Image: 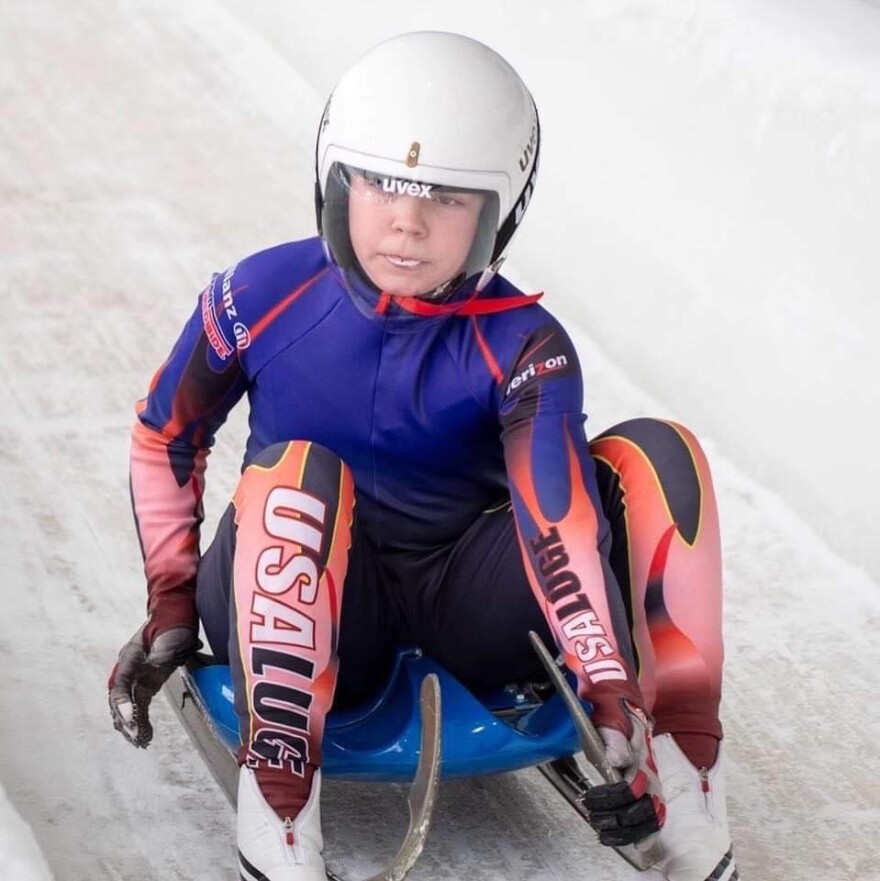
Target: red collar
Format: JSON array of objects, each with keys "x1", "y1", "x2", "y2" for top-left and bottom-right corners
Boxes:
[{"x1": 374, "y1": 289, "x2": 543, "y2": 317}]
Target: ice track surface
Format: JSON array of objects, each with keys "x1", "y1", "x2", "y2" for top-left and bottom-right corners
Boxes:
[{"x1": 2, "y1": 1, "x2": 879, "y2": 879}]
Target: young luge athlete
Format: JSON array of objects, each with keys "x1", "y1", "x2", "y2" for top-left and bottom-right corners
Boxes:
[{"x1": 109, "y1": 31, "x2": 738, "y2": 881}]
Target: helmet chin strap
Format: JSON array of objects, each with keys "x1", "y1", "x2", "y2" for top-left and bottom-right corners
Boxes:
[
  {"x1": 416, "y1": 272, "x2": 466, "y2": 301},
  {"x1": 405, "y1": 253, "x2": 507, "y2": 302},
  {"x1": 476, "y1": 258, "x2": 506, "y2": 292}
]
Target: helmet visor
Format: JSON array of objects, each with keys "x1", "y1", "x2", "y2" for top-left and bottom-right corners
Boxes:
[{"x1": 322, "y1": 163, "x2": 500, "y2": 297}]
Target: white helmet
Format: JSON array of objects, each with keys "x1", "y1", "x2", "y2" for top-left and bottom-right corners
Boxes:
[{"x1": 315, "y1": 31, "x2": 539, "y2": 295}]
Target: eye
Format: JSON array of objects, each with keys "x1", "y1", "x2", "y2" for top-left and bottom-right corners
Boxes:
[
  {"x1": 432, "y1": 192, "x2": 466, "y2": 207},
  {"x1": 355, "y1": 173, "x2": 397, "y2": 203}
]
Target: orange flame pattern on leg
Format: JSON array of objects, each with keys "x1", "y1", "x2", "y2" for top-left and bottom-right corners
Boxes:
[{"x1": 591, "y1": 421, "x2": 723, "y2": 738}]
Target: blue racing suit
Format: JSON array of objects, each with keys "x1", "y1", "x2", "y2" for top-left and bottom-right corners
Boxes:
[{"x1": 131, "y1": 236, "x2": 646, "y2": 732}]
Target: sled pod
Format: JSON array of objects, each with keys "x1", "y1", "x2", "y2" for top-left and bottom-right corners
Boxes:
[{"x1": 186, "y1": 648, "x2": 588, "y2": 781}]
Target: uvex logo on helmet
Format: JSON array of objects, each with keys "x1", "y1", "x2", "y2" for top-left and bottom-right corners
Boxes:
[
  {"x1": 518, "y1": 124, "x2": 538, "y2": 173},
  {"x1": 381, "y1": 178, "x2": 434, "y2": 198},
  {"x1": 514, "y1": 158, "x2": 539, "y2": 226}
]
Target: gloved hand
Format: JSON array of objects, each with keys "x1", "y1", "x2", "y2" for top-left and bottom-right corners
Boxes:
[
  {"x1": 581, "y1": 701, "x2": 666, "y2": 847},
  {"x1": 108, "y1": 622, "x2": 201, "y2": 748}
]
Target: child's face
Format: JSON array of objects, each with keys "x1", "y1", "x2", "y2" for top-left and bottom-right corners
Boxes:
[{"x1": 348, "y1": 172, "x2": 485, "y2": 297}]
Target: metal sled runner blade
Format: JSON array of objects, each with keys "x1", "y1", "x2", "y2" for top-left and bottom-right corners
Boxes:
[
  {"x1": 164, "y1": 656, "x2": 239, "y2": 805},
  {"x1": 360, "y1": 672, "x2": 442, "y2": 881},
  {"x1": 165, "y1": 663, "x2": 442, "y2": 881},
  {"x1": 528, "y1": 632, "x2": 662, "y2": 873}
]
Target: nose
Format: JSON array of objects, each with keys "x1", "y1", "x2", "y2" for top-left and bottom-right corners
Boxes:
[{"x1": 390, "y1": 195, "x2": 428, "y2": 237}]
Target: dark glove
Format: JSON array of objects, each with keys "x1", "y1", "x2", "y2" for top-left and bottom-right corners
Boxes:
[
  {"x1": 582, "y1": 701, "x2": 666, "y2": 847},
  {"x1": 108, "y1": 623, "x2": 200, "y2": 748}
]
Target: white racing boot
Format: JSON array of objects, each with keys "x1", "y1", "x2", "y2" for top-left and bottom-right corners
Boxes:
[
  {"x1": 640, "y1": 735, "x2": 739, "y2": 881},
  {"x1": 237, "y1": 767, "x2": 326, "y2": 881}
]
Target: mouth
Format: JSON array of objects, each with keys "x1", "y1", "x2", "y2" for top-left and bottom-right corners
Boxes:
[{"x1": 384, "y1": 255, "x2": 424, "y2": 269}]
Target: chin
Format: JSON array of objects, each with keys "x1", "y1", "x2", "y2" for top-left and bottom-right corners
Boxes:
[{"x1": 373, "y1": 274, "x2": 435, "y2": 298}]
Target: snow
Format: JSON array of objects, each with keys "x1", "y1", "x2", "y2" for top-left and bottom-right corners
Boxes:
[
  {"x1": 1, "y1": 0, "x2": 878, "y2": 879},
  {"x1": 0, "y1": 786, "x2": 53, "y2": 881}
]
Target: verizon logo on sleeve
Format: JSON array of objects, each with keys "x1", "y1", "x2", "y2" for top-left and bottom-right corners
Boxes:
[{"x1": 505, "y1": 354, "x2": 569, "y2": 396}]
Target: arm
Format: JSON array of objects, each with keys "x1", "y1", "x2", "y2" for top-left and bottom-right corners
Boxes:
[
  {"x1": 130, "y1": 275, "x2": 248, "y2": 638},
  {"x1": 498, "y1": 321, "x2": 642, "y2": 731},
  {"x1": 110, "y1": 272, "x2": 249, "y2": 746},
  {"x1": 498, "y1": 319, "x2": 664, "y2": 847}
]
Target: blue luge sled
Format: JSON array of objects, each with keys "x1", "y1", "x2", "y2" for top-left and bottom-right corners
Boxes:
[
  {"x1": 191, "y1": 647, "x2": 588, "y2": 781},
  {"x1": 174, "y1": 645, "x2": 656, "y2": 876}
]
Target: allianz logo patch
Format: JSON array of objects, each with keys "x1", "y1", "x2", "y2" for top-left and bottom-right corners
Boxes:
[
  {"x1": 202, "y1": 282, "x2": 233, "y2": 359},
  {"x1": 506, "y1": 354, "x2": 569, "y2": 395}
]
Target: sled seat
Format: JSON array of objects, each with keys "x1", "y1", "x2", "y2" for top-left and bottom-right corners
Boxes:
[{"x1": 188, "y1": 647, "x2": 589, "y2": 781}]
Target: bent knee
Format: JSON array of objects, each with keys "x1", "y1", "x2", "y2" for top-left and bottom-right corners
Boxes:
[
  {"x1": 235, "y1": 440, "x2": 353, "y2": 515},
  {"x1": 249, "y1": 439, "x2": 344, "y2": 471},
  {"x1": 592, "y1": 417, "x2": 708, "y2": 466}
]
